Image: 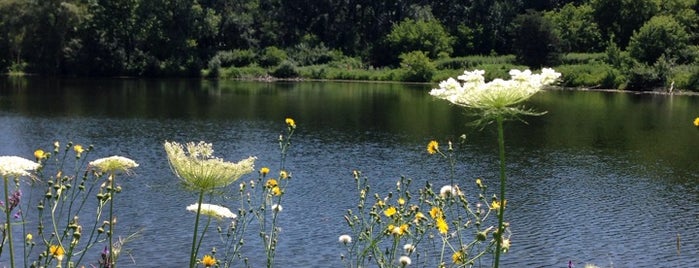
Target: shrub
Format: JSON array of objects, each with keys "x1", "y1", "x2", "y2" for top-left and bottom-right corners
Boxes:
[
  {"x1": 385, "y1": 19, "x2": 454, "y2": 64},
  {"x1": 271, "y1": 60, "x2": 299, "y2": 78},
  {"x1": 628, "y1": 15, "x2": 690, "y2": 65},
  {"x1": 399, "y1": 51, "x2": 436, "y2": 82},
  {"x1": 555, "y1": 63, "x2": 624, "y2": 89},
  {"x1": 258, "y1": 46, "x2": 287, "y2": 68}
]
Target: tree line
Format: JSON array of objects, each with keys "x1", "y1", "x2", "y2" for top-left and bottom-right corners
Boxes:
[{"x1": 1, "y1": 0, "x2": 698, "y2": 79}]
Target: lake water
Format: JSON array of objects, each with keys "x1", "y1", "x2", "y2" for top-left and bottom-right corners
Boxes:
[{"x1": 0, "y1": 77, "x2": 697, "y2": 267}]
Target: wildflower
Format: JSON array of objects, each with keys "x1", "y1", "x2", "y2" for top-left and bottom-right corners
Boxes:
[
  {"x1": 501, "y1": 238, "x2": 511, "y2": 252},
  {"x1": 389, "y1": 224, "x2": 409, "y2": 236},
  {"x1": 49, "y1": 244, "x2": 65, "y2": 259},
  {"x1": 399, "y1": 256, "x2": 411, "y2": 266},
  {"x1": 34, "y1": 149, "x2": 47, "y2": 161},
  {"x1": 384, "y1": 206, "x2": 397, "y2": 217},
  {"x1": 285, "y1": 118, "x2": 296, "y2": 128},
  {"x1": 452, "y1": 250, "x2": 465, "y2": 264},
  {"x1": 89, "y1": 156, "x2": 139, "y2": 175},
  {"x1": 413, "y1": 212, "x2": 427, "y2": 223},
  {"x1": 429, "y1": 207, "x2": 443, "y2": 219},
  {"x1": 476, "y1": 178, "x2": 483, "y2": 188},
  {"x1": 271, "y1": 186, "x2": 282, "y2": 196},
  {"x1": 490, "y1": 200, "x2": 506, "y2": 210},
  {"x1": 426, "y1": 140, "x2": 439, "y2": 154},
  {"x1": 260, "y1": 167, "x2": 270, "y2": 176},
  {"x1": 440, "y1": 185, "x2": 461, "y2": 197},
  {"x1": 694, "y1": 117, "x2": 699, "y2": 127},
  {"x1": 430, "y1": 68, "x2": 560, "y2": 121},
  {"x1": 397, "y1": 197, "x2": 405, "y2": 206},
  {"x1": 338, "y1": 234, "x2": 352, "y2": 244},
  {"x1": 25, "y1": 233, "x2": 33, "y2": 243},
  {"x1": 186, "y1": 203, "x2": 237, "y2": 219},
  {"x1": 436, "y1": 217, "x2": 449, "y2": 235},
  {"x1": 7, "y1": 189, "x2": 21, "y2": 211},
  {"x1": 0, "y1": 156, "x2": 40, "y2": 177},
  {"x1": 265, "y1": 179, "x2": 278, "y2": 188},
  {"x1": 201, "y1": 254, "x2": 216, "y2": 267},
  {"x1": 74, "y1": 144, "x2": 85, "y2": 158},
  {"x1": 271, "y1": 203, "x2": 283, "y2": 212},
  {"x1": 403, "y1": 243, "x2": 415, "y2": 253},
  {"x1": 164, "y1": 141, "x2": 256, "y2": 191},
  {"x1": 279, "y1": 170, "x2": 289, "y2": 179}
]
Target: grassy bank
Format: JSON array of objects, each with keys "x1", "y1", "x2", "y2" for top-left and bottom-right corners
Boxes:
[{"x1": 206, "y1": 53, "x2": 699, "y2": 92}]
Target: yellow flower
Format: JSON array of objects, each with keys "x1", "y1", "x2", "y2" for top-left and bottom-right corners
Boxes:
[
  {"x1": 285, "y1": 118, "x2": 296, "y2": 128},
  {"x1": 271, "y1": 186, "x2": 282, "y2": 196},
  {"x1": 265, "y1": 179, "x2": 278, "y2": 188},
  {"x1": 25, "y1": 233, "x2": 33, "y2": 243},
  {"x1": 376, "y1": 200, "x2": 385, "y2": 207},
  {"x1": 429, "y1": 207, "x2": 442, "y2": 219},
  {"x1": 694, "y1": 117, "x2": 699, "y2": 127},
  {"x1": 490, "y1": 200, "x2": 506, "y2": 210},
  {"x1": 73, "y1": 144, "x2": 84, "y2": 154},
  {"x1": 202, "y1": 254, "x2": 216, "y2": 267},
  {"x1": 260, "y1": 167, "x2": 270, "y2": 176},
  {"x1": 384, "y1": 206, "x2": 397, "y2": 217},
  {"x1": 427, "y1": 140, "x2": 439, "y2": 154},
  {"x1": 436, "y1": 217, "x2": 449, "y2": 234},
  {"x1": 414, "y1": 212, "x2": 427, "y2": 223},
  {"x1": 397, "y1": 197, "x2": 405, "y2": 206},
  {"x1": 388, "y1": 224, "x2": 409, "y2": 236},
  {"x1": 34, "y1": 149, "x2": 47, "y2": 161},
  {"x1": 475, "y1": 178, "x2": 483, "y2": 188},
  {"x1": 452, "y1": 250, "x2": 465, "y2": 264},
  {"x1": 49, "y1": 244, "x2": 65, "y2": 258},
  {"x1": 279, "y1": 170, "x2": 289, "y2": 179},
  {"x1": 502, "y1": 238, "x2": 511, "y2": 253}
]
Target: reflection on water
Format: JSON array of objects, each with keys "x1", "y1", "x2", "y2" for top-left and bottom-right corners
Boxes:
[{"x1": 0, "y1": 77, "x2": 697, "y2": 267}]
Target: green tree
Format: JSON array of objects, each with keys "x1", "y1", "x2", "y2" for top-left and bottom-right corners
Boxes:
[
  {"x1": 384, "y1": 18, "x2": 453, "y2": 65},
  {"x1": 0, "y1": 0, "x2": 32, "y2": 72},
  {"x1": 628, "y1": 15, "x2": 690, "y2": 64},
  {"x1": 545, "y1": 3, "x2": 603, "y2": 52},
  {"x1": 512, "y1": 11, "x2": 562, "y2": 68},
  {"x1": 399, "y1": 50, "x2": 436, "y2": 82},
  {"x1": 591, "y1": 0, "x2": 658, "y2": 48}
]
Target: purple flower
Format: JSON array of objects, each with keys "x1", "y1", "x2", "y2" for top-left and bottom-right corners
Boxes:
[{"x1": 8, "y1": 189, "x2": 21, "y2": 211}]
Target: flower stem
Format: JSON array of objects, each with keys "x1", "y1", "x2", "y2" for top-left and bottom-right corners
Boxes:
[
  {"x1": 3, "y1": 176, "x2": 15, "y2": 268},
  {"x1": 189, "y1": 190, "x2": 205, "y2": 268},
  {"x1": 108, "y1": 174, "x2": 116, "y2": 268},
  {"x1": 494, "y1": 115, "x2": 506, "y2": 268}
]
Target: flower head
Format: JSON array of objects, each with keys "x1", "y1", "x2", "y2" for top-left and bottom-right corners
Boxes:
[
  {"x1": 187, "y1": 203, "x2": 237, "y2": 219},
  {"x1": 260, "y1": 167, "x2": 270, "y2": 176},
  {"x1": 431, "y1": 68, "x2": 560, "y2": 120},
  {"x1": 89, "y1": 156, "x2": 138, "y2": 175},
  {"x1": 338, "y1": 234, "x2": 352, "y2": 244},
  {"x1": 49, "y1": 244, "x2": 65, "y2": 259},
  {"x1": 34, "y1": 149, "x2": 47, "y2": 161},
  {"x1": 384, "y1": 206, "x2": 397, "y2": 217},
  {"x1": 201, "y1": 254, "x2": 216, "y2": 267},
  {"x1": 285, "y1": 118, "x2": 296, "y2": 128},
  {"x1": 0, "y1": 156, "x2": 40, "y2": 178},
  {"x1": 694, "y1": 117, "x2": 699, "y2": 127},
  {"x1": 452, "y1": 250, "x2": 465, "y2": 264},
  {"x1": 272, "y1": 203, "x2": 283, "y2": 212},
  {"x1": 164, "y1": 141, "x2": 256, "y2": 191},
  {"x1": 399, "y1": 256, "x2": 411, "y2": 266},
  {"x1": 436, "y1": 217, "x2": 449, "y2": 235},
  {"x1": 429, "y1": 207, "x2": 443, "y2": 219},
  {"x1": 427, "y1": 140, "x2": 439, "y2": 155},
  {"x1": 403, "y1": 243, "x2": 415, "y2": 253}
]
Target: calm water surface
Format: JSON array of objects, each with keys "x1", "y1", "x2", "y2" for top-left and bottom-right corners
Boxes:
[{"x1": 0, "y1": 77, "x2": 697, "y2": 267}]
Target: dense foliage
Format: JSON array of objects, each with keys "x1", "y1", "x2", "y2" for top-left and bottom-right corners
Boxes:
[{"x1": 1, "y1": 0, "x2": 699, "y2": 90}]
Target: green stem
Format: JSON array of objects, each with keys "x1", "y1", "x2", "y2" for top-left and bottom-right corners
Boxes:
[
  {"x1": 108, "y1": 174, "x2": 116, "y2": 268},
  {"x1": 3, "y1": 176, "x2": 15, "y2": 268},
  {"x1": 494, "y1": 116, "x2": 506, "y2": 268},
  {"x1": 190, "y1": 190, "x2": 205, "y2": 268}
]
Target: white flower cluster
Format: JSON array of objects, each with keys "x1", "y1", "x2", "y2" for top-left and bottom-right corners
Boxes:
[
  {"x1": 0, "y1": 156, "x2": 40, "y2": 177},
  {"x1": 164, "y1": 141, "x2": 256, "y2": 190},
  {"x1": 187, "y1": 203, "x2": 237, "y2": 219},
  {"x1": 89, "y1": 155, "x2": 139, "y2": 174},
  {"x1": 430, "y1": 68, "x2": 561, "y2": 110}
]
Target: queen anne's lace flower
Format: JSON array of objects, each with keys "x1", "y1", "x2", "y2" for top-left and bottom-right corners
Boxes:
[
  {"x1": 430, "y1": 68, "x2": 561, "y2": 114},
  {"x1": 164, "y1": 141, "x2": 255, "y2": 191},
  {"x1": 89, "y1": 156, "x2": 139, "y2": 174},
  {"x1": 187, "y1": 203, "x2": 237, "y2": 219},
  {"x1": 0, "y1": 156, "x2": 40, "y2": 177}
]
